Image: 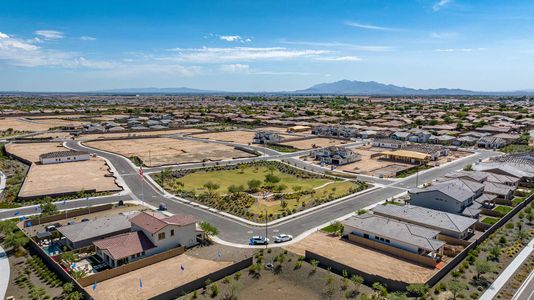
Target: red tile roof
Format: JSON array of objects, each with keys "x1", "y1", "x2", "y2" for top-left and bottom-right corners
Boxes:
[
  {"x1": 93, "y1": 231, "x2": 155, "y2": 260},
  {"x1": 130, "y1": 211, "x2": 196, "y2": 234}
]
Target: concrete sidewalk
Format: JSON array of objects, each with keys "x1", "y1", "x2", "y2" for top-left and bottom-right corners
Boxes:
[
  {"x1": 0, "y1": 246, "x2": 10, "y2": 300},
  {"x1": 479, "y1": 237, "x2": 534, "y2": 300}
]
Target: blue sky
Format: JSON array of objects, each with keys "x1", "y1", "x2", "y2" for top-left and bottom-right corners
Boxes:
[{"x1": 1, "y1": 0, "x2": 534, "y2": 92}]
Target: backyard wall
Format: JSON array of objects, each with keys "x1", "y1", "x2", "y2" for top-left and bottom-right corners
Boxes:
[
  {"x1": 78, "y1": 246, "x2": 185, "y2": 287},
  {"x1": 149, "y1": 256, "x2": 253, "y2": 300},
  {"x1": 23, "y1": 204, "x2": 113, "y2": 227}
]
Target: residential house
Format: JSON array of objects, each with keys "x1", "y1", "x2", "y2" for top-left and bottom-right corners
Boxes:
[
  {"x1": 372, "y1": 138, "x2": 407, "y2": 149},
  {"x1": 39, "y1": 150, "x2": 90, "y2": 165},
  {"x1": 311, "y1": 146, "x2": 361, "y2": 165},
  {"x1": 252, "y1": 131, "x2": 282, "y2": 144}
]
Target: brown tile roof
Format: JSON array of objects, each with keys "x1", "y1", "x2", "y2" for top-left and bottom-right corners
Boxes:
[
  {"x1": 130, "y1": 211, "x2": 196, "y2": 234},
  {"x1": 93, "y1": 231, "x2": 155, "y2": 260}
]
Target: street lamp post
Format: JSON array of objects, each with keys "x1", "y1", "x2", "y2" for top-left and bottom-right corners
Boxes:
[{"x1": 264, "y1": 210, "x2": 268, "y2": 249}]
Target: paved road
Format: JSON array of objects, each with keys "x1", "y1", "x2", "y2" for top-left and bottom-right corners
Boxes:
[
  {"x1": 512, "y1": 268, "x2": 534, "y2": 300},
  {"x1": 0, "y1": 138, "x2": 497, "y2": 245}
]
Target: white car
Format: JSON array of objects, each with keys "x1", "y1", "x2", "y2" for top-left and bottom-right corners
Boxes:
[{"x1": 274, "y1": 234, "x2": 293, "y2": 243}]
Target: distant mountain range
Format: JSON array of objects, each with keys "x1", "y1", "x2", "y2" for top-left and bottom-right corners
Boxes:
[{"x1": 4, "y1": 80, "x2": 533, "y2": 96}]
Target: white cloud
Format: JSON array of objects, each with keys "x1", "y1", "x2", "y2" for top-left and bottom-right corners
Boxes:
[
  {"x1": 430, "y1": 32, "x2": 457, "y2": 39},
  {"x1": 278, "y1": 40, "x2": 395, "y2": 52},
  {"x1": 345, "y1": 21, "x2": 401, "y2": 31},
  {"x1": 35, "y1": 30, "x2": 64, "y2": 40},
  {"x1": 0, "y1": 32, "x2": 9, "y2": 39},
  {"x1": 217, "y1": 35, "x2": 252, "y2": 43},
  {"x1": 165, "y1": 47, "x2": 330, "y2": 62},
  {"x1": 219, "y1": 63, "x2": 250, "y2": 73},
  {"x1": 80, "y1": 36, "x2": 96, "y2": 41},
  {"x1": 432, "y1": 0, "x2": 452, "y2": 11},
  {"x1": 316, "y1": 56, "x2": 362, "y2": 61}
]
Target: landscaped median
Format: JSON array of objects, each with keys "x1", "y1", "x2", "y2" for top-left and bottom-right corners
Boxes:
[{"x1": 152, "y1": 161, "x2": 369, "y2": 222}]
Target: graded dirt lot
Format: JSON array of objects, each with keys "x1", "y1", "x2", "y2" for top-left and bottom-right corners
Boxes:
[
  {"x1": 30, "y1": 131, "x2": 74, "y2": 140},
  {"x1": 0, "y1": 117, "x2": 86, "y2": 132},
  {"x1": 85, "y1": 254, "x2": 233, "y2": 300},
  {"x1": 337, "y1": 146, "x2": 412, "y2": 176},
  {"x1": 79, "y1": 128, "x2": 206, "y2": 140},
  {"x1": 285, "y1": 232, "x2": 437, "y2": 284},
  {"x1": 4, "y1": 142, "x2": 67, "y2": 163},
  {"x1": 18, "y1": 158, "x2": 121, "y2": 199},
  {"x1": 192, "y1": 130, "x2": 293, "y2": 145},
  {"x1": 84, "y1": 137, "x2": 255, "y2": 167},
  {"x1": 279, "y1": 137, "x2": 345, "y2": 150}
]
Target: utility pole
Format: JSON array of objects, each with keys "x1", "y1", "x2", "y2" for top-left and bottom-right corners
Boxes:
[
  {"x1": 265, "y1": 210, "x2": 268, "y2": 249},
  {"x1": 416, "y1": 164, "x2": 419, "y2": 188}
]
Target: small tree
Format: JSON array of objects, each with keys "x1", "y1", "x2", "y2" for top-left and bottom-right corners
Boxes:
[
  {"x1": 488, "y1": 245, "x2": 501, "y2": 261},
  {"x1": 40, "y1": 199, "x2": 58, "y2": 215},
  {"x1": 63, "y1": 282, "x2": 74, "y2": 294},
  {"x1": 247, "y1": 179, "x2": 262, "y2": 192},
  {"x1": 372, "y1": 282, "x2": 388, "y2": 298},
  {"x1": 30, "y1": 286, "x2": 47, "y2": 300},
  {"x1": 199, "y1": 221, "x2": 219, "y2": 243},
  {"x1": 351, "y1": 274, "x2": 364, "y2": 293},
  {"x1": 474, "y1": 259, "x2": 495, "y2": 280},
  {"x1": 448, "y1": 280, "x2": 466, "y2": 300},
  {"x1": 67, "y1": 291, "x2": 82, "y2": 300},
  {"x1": 406, "y1": 284, "x2": 428, "y2": 300},
  {"x1": 3, "y1": 231, "x2": 29, "y2": 251}
]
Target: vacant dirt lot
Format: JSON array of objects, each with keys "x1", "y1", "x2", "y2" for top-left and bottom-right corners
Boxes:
[
  {"x1": 31, "y1": 131, "x2": 73, "y2": 140},
  {"x1": 279, "y1": 137, "x2": 345, "y2": 150},
  {"x1": 18, "y1": 158, "x2": 121, "y2": 199},
  {"x1": 5, "y1": 142, "x2": 67, "y2": 163},
  {"x1": 285, "y1": 232, "x2": 437, "y2": 284},
  {"x1": 336, "y1": 147, "x2": 412, "y2": 176},
  {"x1": 85, "y1": 137, "x2": 255, "y2": 167},
  {"x1": 79, "y1": 128, "x2": 206, "y2": 140},
  {"x1": 0, "y1": 117, "x2": 86, "y2": 132},
  {"x1": 192, "y1": 130, "x2": 293, "y2": 145},
  {"x1": 85, "y1": 254, "x2": 233, "y2": 300}
]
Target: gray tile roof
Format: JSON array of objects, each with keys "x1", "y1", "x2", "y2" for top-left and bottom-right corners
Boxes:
[
  {"x1": 372, "y1": 204, "x2": 477, "y2": 234},
  {"x1": 412, "y1": 178, "x2": 482, "y2": 203},
  {"x1": 342, "y1": 214, "x2": 445, "y2": 251},
  {"x1": 483, "y1": 181, "x2": 514, "y2": 196},
  {"x1": 57, "y1": 214, "x2": 134, "y2": 243},
  {"x1": 445, "y1": 171, "x2": 488, "y2": 183}
]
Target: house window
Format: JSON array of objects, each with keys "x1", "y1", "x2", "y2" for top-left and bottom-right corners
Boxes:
[
  {"x1": 385, "y1": 239, "x2": 390, "y2": 243},
  {"x1": 375, "y1": 236, "x2": 379, "y2": 240},
  {"x1": 363, "y1": 233, "x2": 369, "y2": 239},
  {"x1": 170, "y1": 229, "x2": 175, "y2": 237},
  {"x1": 158, "y1": 232, "x2": 166, "y2": 240}
]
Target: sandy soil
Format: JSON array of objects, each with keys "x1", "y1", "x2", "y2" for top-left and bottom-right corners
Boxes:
[
  {"x1": 18, "y1": 158, "x2": 121, "y2": 198},
  {"x1": 285, "y1": 232, "x2": 437, "y2": 284},
  {"x1": 31, "y1": 131, "x2": 74, "y2": 139},
  {"x1": 85, "y1": 254, "x2": 233, "y2": 300},
  {"x1": 0, "y1": 117, "x2": 86, "y2": 132},
  {"x1": 4, "y1": 142, "x2": 67, "y2": 163},
  {"x1": 279, "y1": 137, "x2": 345, "y2": 150},
  {"x1": 192, "y1": 130, "x2": 293, "y2": 145},
  {"x1": 336, "y1": 147, "x2": 410, "y2": 175},
  {"x1": 79, "y1": 128, "x2": 206, "y2": 140},
  {"x1": 84, "y1": 137, "x2": 255, "y2": 167}
]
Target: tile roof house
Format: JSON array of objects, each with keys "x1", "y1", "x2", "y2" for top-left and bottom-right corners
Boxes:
[
  {"x1": 372, "y1": 204, "x2": 477, "y2": 239},
  {"x1": 93, "y1": 211, "x2": 197, "y2": 268}
]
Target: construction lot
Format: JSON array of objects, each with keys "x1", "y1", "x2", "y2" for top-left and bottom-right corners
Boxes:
[
  {"x1": 279, "y1": 137, "x2": 346, "y2": 150},
  {"x1": 18, "y1": 157, "x2": 121, "y2": 199},
  {"x1": 85, "y1": 254, "x2": 234, "y2": 300},
  {"x1": 84, "y1": 137, "x2": 256, "y2": 167},
  {"x1": 5, "y1": 142, "x2": 69, "y2": 163},
  {"x1": 285, "y1": 232, "x2": 438, "y2": 284},
  {"x1": 192, "y1": 130, "x2": 293, "y2": 145},
  {"x1": 0, "y1": 117, "x2": 86, "y2": 132},
  {"x1": 78, "y1": 128, "x2": 206, "y2": 140},
  {"x1": 336, "y1": 146, "x2": 413, "y2": 177}
]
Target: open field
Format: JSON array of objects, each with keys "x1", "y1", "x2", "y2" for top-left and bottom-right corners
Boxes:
[
  {"x1": 0, "y1": 117, "x2": 87, "y2": 132},
  {"x1": 85, "y1": 254, "x2": 233, "y2": 300},
  {"x1": 192, "y1": 130, "x2": 293, "y2": 145},
  {"x1": 158, "y1": 162, "x2": 364, "y2": 220},
  {"x1": 5, "y1": 142, "x2": 67, "y2": 163},
  {"x1": 79, "y1": 128, "x2": 206, "y2": 140},
  {"x1": 85, "y1": 137, "x2": 255, "y2": 167},
  {"x1": 279, "y1": 137, "x2": 346, "y2": 150},
  {"x1": 285, "y1": 232, "x2": 437, "y2": 284},
  {"x1": 18, "y1": 158, "x2": 121, "y2": 199},
  {"x1": 174, "y1": 165, "x2": 330, "y2": 195}
]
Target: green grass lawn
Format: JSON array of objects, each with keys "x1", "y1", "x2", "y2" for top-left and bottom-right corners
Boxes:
[
  {"x1": 512, "y1": 197, "x2": 525, "y2": 206},
  {"x1": 494, "y1": 205, "x2": 513, "y2": 215},
  {"x1": 175, "y1": 165, "x2": 330, "y2": 195},
  {"x1": 248, "y1": 181, "x2": 357, "y2": 215},
  {"x1": 481, "y1": 216, "x2": 500, "y2": 225}
]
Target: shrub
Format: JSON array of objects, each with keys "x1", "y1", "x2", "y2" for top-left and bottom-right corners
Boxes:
[
  {"x1": 210, "y1": 283, "x2": 219, "y2": 297},
  {"x1": 470, "y1": 292, "x2": 479, "y2": 299},
  {"x1": 294, "y1": 261, "x2": 302, "y2": 270},
  {"x1": 234, "y1": 271, "x2": 241, "y2": 281}
]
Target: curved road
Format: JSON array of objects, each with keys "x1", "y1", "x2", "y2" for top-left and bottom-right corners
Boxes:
[{"x1": 0, "y1": 138, "x2": 498, "y2": 246}]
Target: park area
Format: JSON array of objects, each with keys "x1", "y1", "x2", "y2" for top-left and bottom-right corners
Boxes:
[
  {"x1": 84, "y1": 137, "x2": 255, "y2": 167},
  {"x1": 155, "y1": 161, "x2": 367, "y2": 221}
]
